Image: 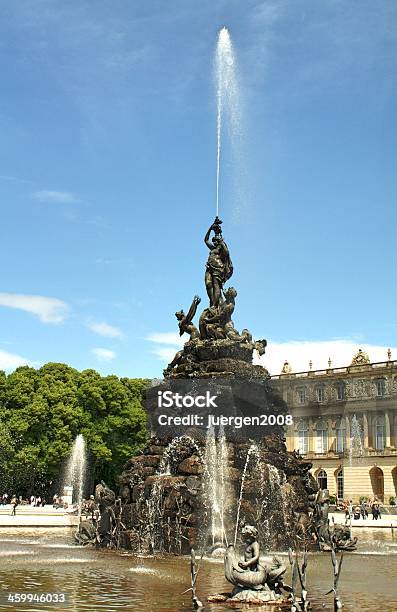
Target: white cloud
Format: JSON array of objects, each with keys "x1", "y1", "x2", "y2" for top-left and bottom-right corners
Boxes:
[
  {"x1": 87, "y1": 321, "x2": 124, "y2": 339},
  {"x1": 32, "y1": 190, "x2": 79, "y2": 204},
  {"x1": 256, "y1": 339, "x2": 396, "y2": 376},
  {"x1": 0, "y1": 293, "x2": 69, "y2": 324},
  {"x1": 92, "y1": 348, "x2": 116, "y2": 362},
  {"x1": 146, "y1": 332, "x2": 183, "y2": 346},
  {"x1": 146, "y1": 332, "x2": 183, "y2": 362},
  {"x1": 151, "y1": 346, "x2": 179, "y2": 362},
  {"x1": 147, "y1": 332, "x2": 396, "y2": 373},
  {"x1": 0, "y1": 349, "x2": 32, "y2": 371}
]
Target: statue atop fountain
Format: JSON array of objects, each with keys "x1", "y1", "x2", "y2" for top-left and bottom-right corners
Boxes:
[
  {"x1": 164, "y1": 217, "x2": 267, "y2": 378},
  {"x1": 204, "y1": 217, "x2": 233, "y2": 307}
]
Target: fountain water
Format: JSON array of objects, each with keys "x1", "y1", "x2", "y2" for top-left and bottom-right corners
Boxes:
[
  {"x1": 215, "y1": 27, "x2": 240, "y2": 217},
  {"x1": 267, "y1": 464, "x2": 288, "y2": 539},
  {"x1": 203, "y1": 426, "x2": 231, "y2": 546},
  {"x1": 218, "y1": 425, "x2": 229, "y2": 546},
  {"x1": 234, "y1": 444, "x2": 258, "y2": 545},
  {"x1": 121, "y1": 429, "x2": 315, "y2": 554},
  {"x1": 64, "y1": 434, "x2": 87, "y2": 517},
  {"x1": 203, "y1": 425, "x2": 231, "y2": 547},
  {"x1": 349, "y1": 414, "x2": 364, "y2": 466},
  {"x1": 146, "y1": 435, "x2": 206, "y2": 553}
]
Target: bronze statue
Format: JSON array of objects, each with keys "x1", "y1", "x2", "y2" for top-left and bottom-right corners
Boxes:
[
  {"x1": 164, "y1": 217, "x2": 269, "y2": 377},
  {"x1": 204, "y1": 218, "x2": 233, "y2": 307},
  {"x1": 222, "y1": 525, "x2": 289, "y2": 603},
  {"x1": 311, "y1": 489, "x2": 357, "y2": 551},
  {"x1": 199, "y1": 287, "x2": 238, "y2": 340},
  {"x1": 175, "y1": 295, "x2": 201, "y2": 340},
  {"x1": 239, "y1": 525, "x2": 260, "y2": 572}
]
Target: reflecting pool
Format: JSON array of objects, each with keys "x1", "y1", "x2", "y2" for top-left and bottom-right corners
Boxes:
[{"x1": 0, "y1": 528, "x2": 396, "y2": 611}]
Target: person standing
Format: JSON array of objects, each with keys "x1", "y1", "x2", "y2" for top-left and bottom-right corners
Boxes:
[
  {"x1": 86, "y1": 495, "x2": 96, "y2": 520},
  {"x1": 10, "y1": 496, "x2": 18, "y2": 516},
  {"x1": 372, "y1": 503, "x2": 380, "y2": 520}
]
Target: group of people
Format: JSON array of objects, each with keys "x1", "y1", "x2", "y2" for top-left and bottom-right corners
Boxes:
[
  {"x1": 52, "y1": 494, "x2": 66, "y2": 509},
  {"x1": 0, "y1": 492, "x2": 48, "y2": 515},
  {"x1": 343, "y1": 498, "x2": 383, "y2": 521},
  {"x1": 29, "y1": 495, "x2": 47, "y2": 507}
]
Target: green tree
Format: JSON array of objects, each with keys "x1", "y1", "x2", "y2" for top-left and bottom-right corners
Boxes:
[{"x1": 0, "y1": 363, "x2": 149, "y2": 497}]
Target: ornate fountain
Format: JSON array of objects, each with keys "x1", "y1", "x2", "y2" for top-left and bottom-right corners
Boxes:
[{"x1": 118, "y1": 217, "x2": 318, "y2": 555}]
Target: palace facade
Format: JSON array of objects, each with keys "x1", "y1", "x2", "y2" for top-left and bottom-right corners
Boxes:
[{"x1": 272, "y1": 350, "x2": 397, "y2": 504}]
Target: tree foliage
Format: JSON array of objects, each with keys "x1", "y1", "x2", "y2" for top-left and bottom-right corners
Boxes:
[{"x1": 0, "y1": 363, "x2": 149, "y2": 496}]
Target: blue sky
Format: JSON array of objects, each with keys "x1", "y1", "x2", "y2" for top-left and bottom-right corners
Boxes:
[{"x1": 1, "y1": 0, "x2": 397, "y2": 377}]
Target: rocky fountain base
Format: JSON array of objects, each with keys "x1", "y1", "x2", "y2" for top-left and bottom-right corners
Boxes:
[{"x1": 118, "y1": 429, "x2": 317, "y2": 555}]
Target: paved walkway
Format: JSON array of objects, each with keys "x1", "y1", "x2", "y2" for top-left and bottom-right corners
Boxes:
[
  {"x1": 0, "y1": 504, "x2": 79, "y2": 527},
  {"x1": 329, "y1": 511, "x2": 397, "y2": 529}
]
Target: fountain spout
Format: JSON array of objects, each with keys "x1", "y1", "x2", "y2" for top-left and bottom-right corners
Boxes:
[{"x1": 64, "y1": 434, "x2": 87, "y2": 517}]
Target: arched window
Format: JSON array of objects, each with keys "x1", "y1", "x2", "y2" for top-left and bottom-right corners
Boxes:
[
  {"x1": 316, "y1": 420, "x2": 328, "y2": 453},
  {"x1": 336, "y1": 418, "x2": 346, "y2": 453},
  {"x1": 297, "y1": 421, "x2": 308, "y2": 454},
  {"x1": 317, "y1": 469, "x2": 327, "y2": 490},
  {"x1": 392, "y1": 466, "x2": 397, "y2": 496},
  {"x1": 375, "y1": 415, "x2": 385, "y2": 450},
  {"x1": 370, "y1": 466, "x2": 384, "y2": 501},
  {"x1": 336, "y1": 468, "x2": 344, "y2": 500}
]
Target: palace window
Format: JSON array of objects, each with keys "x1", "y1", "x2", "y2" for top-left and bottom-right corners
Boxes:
[
  {"x1": 336, "y1": 382, "x2": 346, "y2": 401},
  {"x1": 316, "y1": 420, "x2": 328, "y2": 454},
  {"x1": 317, "y1": 385, "x2": 325, "y2": 402},
  {"x1": 375, "y1": 378, "x2": 386, "y2": 397},
  {"x1": 375, "y1": 415, "x2": 385, "y2": 450},
  {"x1": 297, "y1": 387, "x2": 306, "y2": 404},
  {"x1": 317, "y1": 469, "x2": 328, "y2": 490},
  {"x1": 297, "y1": 421, "x2": 308, "y2": 454},
  {"x1": 336, "y1": 469, "x2": 344, "y2": 500},
  {"x1": 336, "y1": 418, "x2": 346, "y2": 453}
]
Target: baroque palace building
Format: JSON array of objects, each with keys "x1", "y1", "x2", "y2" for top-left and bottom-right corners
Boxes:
[{"x1": 272, "y1": 349, "x2": 397, "y2": 504}]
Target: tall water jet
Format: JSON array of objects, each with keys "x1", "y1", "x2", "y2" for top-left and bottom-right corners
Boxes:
[
  {"x1": 203, "y1": 425, "x2": 231, "y2": 548},
  {"x1": 234, "y1": 444, "x2": 258, "y2": 546},
  {"x1": 215, "y1": 27, "x2": 240, "y2": 217},
  {"x1": 118, "y1": 40, "x2": 317, "y2": 550},
  {"x1": 64, "y1": 434, "x2": 87, "y2": 515},
  {"x1": 349, "y1": 414, "x2": 364, "y2": 466}
]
